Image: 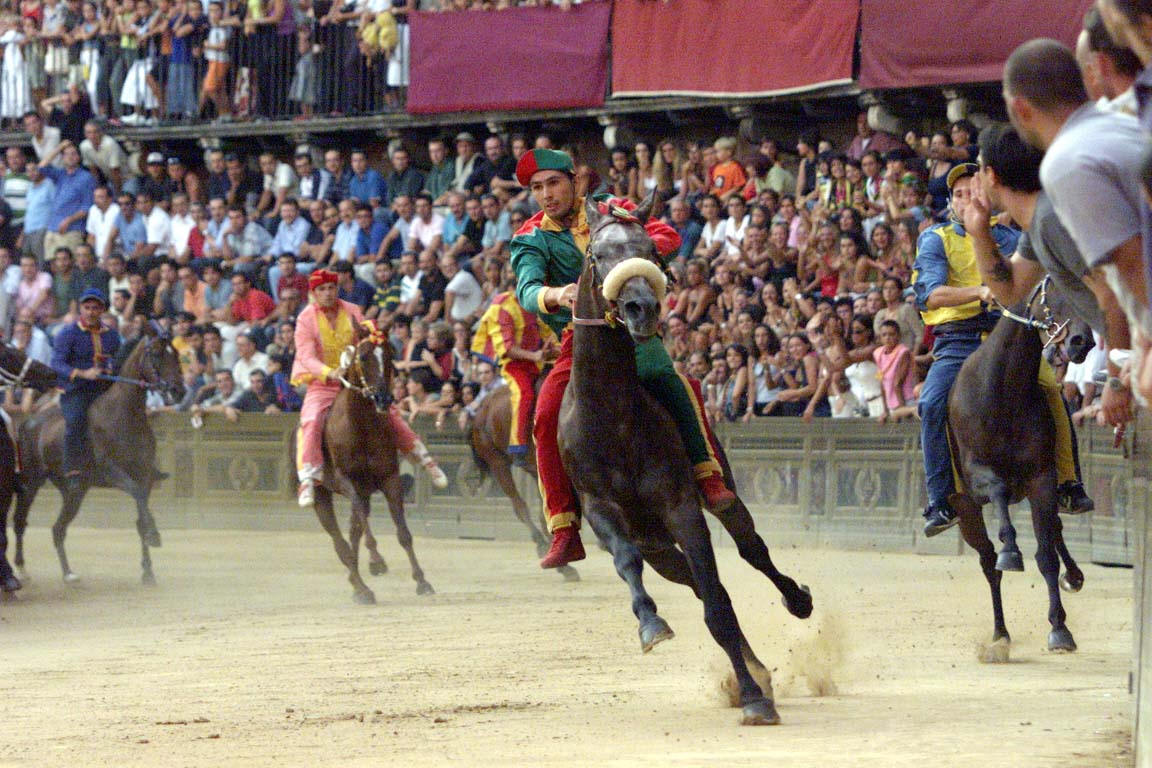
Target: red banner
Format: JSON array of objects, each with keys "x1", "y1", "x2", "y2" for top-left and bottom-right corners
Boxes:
[
  {"x1": 611, "y1": 0, "x2": 857, "y2": 98},
  {"x1": 407, "y1": 1, "x2": 611, "y2": 115},
  {"x1": 859, "y1": 0, "x2": 1095, "y2": 89}
]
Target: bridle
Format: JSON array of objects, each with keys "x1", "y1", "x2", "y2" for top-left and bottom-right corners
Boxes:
[
  {"x1": 338, "y1": 339, "x2": 393, "y2": 409},
  {"x1": 989, "y1": 276, "x2": 1069, "y2": 350},
  {"x1": 572, "y1": 212, "x2": 668, "y2": 329},
  {"x1": 0, "y1": 350, "x2": 34, "y2": 390}
]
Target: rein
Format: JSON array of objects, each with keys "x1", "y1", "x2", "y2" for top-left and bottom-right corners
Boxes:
[
  {"x1": 990, "y1": 276, "x2": 1068, "y2": 349},
  {"x1": 97, "y1": 373, "x2": 162, "y2": 389},
  {"x1": 338, "y1": 344, "x2": 385, "y2": 400}
]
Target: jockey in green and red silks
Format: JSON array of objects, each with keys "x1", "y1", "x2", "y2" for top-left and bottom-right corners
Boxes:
[{"x1": 510, "y1": 149, "x2": 735, "y2": 570}]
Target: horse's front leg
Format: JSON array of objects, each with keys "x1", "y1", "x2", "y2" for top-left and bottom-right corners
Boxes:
[{"x1": 991, "y1": 483, "x2": 1023, "y2": 573}]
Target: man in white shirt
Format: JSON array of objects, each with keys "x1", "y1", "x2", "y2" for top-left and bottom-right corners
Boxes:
[
  {"x1": 23, "y1": 112, "x2": 62, "y2": 168},
  {"x1": 441, "y1": 253, "x2": 482, "y2": 324},
  {"x1": 231, "y1": 332, "x2": 270, "y2": 391},
  {"x1": 85, "y1": 185, "x2": 121, "y2": 262},
  {"x1": 407, "y1": 193, "x2": 444, "y2": 260},
  {"x1": 140, "y1": 192, "x2": 172, "y2": 260},
  {"x1": 78, "y1": 120, "x2": 127, "y2": 193},
  {"x1": 451, "y1": 133, "x2": 480, "y2": 194},
  {"x1": 397, "y1": 249, "x2": 423, "y2": 313},
  {"x1": 256, "y1": 153, "x2": 297, "y2": 223},
  {"x1": 293, "y1": 151, "x2": 331, "y2": 202},
  {"x1": 106, "y1": 253, "x2": 130, "y2": 295},
  {"x1": 168, "y1": 193, "x2": 196, "y2": 262}
]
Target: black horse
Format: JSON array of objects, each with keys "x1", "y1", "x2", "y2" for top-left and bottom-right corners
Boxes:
[
  {"x1": 559, "y1": 194, "x2": 812, "y2": 725},
  {"x1": 0, "y1": 343, "x2": 58, "y2": 592},
  {"x1": 948, "y1": 281, "x2": 1089, "y2": 653}
]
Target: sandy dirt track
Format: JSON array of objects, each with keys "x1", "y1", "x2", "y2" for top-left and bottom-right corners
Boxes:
[{"x1": 0, "y1": 524, "x2": 1135, "y2": 767}]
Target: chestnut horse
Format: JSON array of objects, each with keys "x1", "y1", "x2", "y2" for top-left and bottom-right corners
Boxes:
[
  {"x1": 467, "y1": 386, "x2": 580, "y2": 582},
  {"x1": 0, "y1": 343, "x2": 58, "y2": 592},
  {"x1": 559, "y1": 195, "x2": 812, "y2": 726},
  {"x1": 14, "y1": 324, "x2": 184, "y2": 586},
  {"x1": 313, "y1": 334, "x2": 433, "y2": 603}
]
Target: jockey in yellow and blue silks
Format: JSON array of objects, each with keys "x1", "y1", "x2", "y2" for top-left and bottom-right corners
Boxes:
[{"x1": 913, "y1": 163, "x2": 1091, "y2": 537}]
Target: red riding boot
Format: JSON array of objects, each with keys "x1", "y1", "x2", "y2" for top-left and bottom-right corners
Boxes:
[
  {"x1": 697, "y1": 472, "x2": 736, "y2": 513},
  {"x1": 539, "y1": 525, "x2": 586, "y2": 569}
]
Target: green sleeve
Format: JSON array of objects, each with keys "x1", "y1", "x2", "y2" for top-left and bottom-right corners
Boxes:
[{"x1": 510, "y1": 235, "x2": 554, "y2": 318}]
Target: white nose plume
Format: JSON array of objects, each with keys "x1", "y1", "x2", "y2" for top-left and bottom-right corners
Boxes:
[{"x1": 601, "y1": 258, "x2": 667, "y2": 303}]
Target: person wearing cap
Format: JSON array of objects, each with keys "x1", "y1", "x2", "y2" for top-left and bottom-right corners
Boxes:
[
  {"x1": 451, "y1": 133, "x2": 480, "y2": 195},
  {"x1": 511, "y1": 148, "x2": 736, "y2": 569},
  {"x1": 50, "y1": 287, "x2": 120, "y2": 484},
  {"x1": 166, "y1": 156, "x2": 204, "y2": 205},
  {"x1": 290, "y1": 269, "x2": 447, "y2": 506},
  {"x1": 141, "y1": 152, "x2": 173, "y2": 208},
  {"x1": 912, "y1": 163, "x2": 1083, "y2": 536}
]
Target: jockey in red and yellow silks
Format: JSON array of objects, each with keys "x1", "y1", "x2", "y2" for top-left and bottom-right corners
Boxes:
[
  {"x1": 291, "y1": 269, "x2": 447, "y2": 507},
  {"x1": 510, "y1": 149, "x2": 735, "y2": 569},
  {"x1": 470, "y1": 290, "x2": 557, "y2": 462}
]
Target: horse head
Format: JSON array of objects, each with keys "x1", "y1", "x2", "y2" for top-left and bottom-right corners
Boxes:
[
  {"x1": 0, "y1": 342, "x2": 56, "y2": 392},
  {"x1": 582, "y1": 191, "x2": 667, "y2": 342},
  {"x1": 1028, "y1": 277, "x2": 1094, "y2": 365},
  {"x1": 341, "y1": 321, "x2": 395, "y2": 413},
  {"x1": 130, "y1": 322, "x2": 186, "y2": 405}
]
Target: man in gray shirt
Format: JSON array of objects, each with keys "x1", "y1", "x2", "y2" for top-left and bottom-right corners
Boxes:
[
  {"x1": 1003, "y1": 38, "x2": 1146, "y2": 422},
  {"x1": 963, "y1": 123, "x2": 1101, "y2": 511}
]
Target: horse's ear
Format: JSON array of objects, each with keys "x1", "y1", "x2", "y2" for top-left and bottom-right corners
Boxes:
[
  {"x1": 633, "y1": 190, "x2": 657, "y2": 225},
  {"x1": 584, "y1": 195, "x2": 604, "y2": 232}
]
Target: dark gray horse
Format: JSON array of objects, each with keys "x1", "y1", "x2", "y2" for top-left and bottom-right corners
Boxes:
[
  {"x1": 948, "y1": 281, "x2": 1088, "y2": 653},
  {"x1": 14, "y1": 325, "x2": 184, "y2": 586},
  {"x1": 0, "y1": 343, "x2": 58, "y2": 592},
  {"x1": 558, "y1": 194, "x2": 812, "y2": 726}
]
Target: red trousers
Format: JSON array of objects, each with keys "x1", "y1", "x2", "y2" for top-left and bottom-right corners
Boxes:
[
  {"x1": 533, "y1": 331, "x2": 720, "y2": 532},
  {"x1": 502, "y1": 359, "x2": 537, "y2": 456}
]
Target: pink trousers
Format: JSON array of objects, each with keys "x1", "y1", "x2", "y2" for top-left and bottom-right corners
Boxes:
[{"x1": 296, "y1": 382, "x2": 419, "y2": 482}]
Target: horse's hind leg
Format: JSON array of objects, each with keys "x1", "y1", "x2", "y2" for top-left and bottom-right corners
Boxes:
[
  {"x1": 1030, "y1": 481, "x2": 1076, "y2": 652},
  {"x1": 671, "y1": 508, "x2": 778, "y2": 726},
  {"x1": 584, "y1": 503, "x2": 673, "y2": 653},
  {"x1": 710, "y1": 498, "x2": 812, "y2": 619},
  {"x1": 52, "y1": 482, "x2": 88, "y2": 583},
  {"x1": 314, "y1": 485, "x2": 374, "y2": 604},
  {"x1": 991, "y1": 483, "x2": 1023, "y2": 572},
  {"x1": 1054, "y1": 516, "x2": 1084, "y2": 593},
  {"x1": 491, "y1": 456, "x2": 551, "y2": 557},
  {"x1": 0, "y1": 480, "x2": 20, "y2": 592},
  {"x1": 383, "y1": 474, "x2": 434, "y2": 595},
  {"x1": 956, "y1": 499, "x2": 1010, "y2": 643}
]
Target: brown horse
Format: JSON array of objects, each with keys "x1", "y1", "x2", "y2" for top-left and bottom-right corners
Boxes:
[
  {"x1": 467, "y1": 386, "x2": 580, "y2": 582},
  {"x1": 0, "y1": 343, "x2": 58, "y2": 592},
  {"x1": 558, "y1": 195, "x2": 812, "y2": 726},
  {"x1": 948, "y1": 280, "x2": 1086, "y2": 654},
  {"x1": 313, "y1": 333, "x2": 433, "y2": 603},
  {"x1": 14, "y1": 323, "x2": 184, "y2": 585}
]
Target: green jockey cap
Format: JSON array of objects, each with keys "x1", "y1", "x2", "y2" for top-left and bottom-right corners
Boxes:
[{"x1": 515, "y1": 149, "x2": 575, "y2": 187}]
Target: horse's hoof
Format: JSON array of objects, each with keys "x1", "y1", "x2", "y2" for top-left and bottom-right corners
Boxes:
[
  {"x1": 416, "y1": 581, "x2": 435, "y2": 596},
  {"x1": 1048, "y1": 627, "x2": 1077, "y2": 652},
  {"x1": 1, "y1": 574, "x2": 22, "y2": 593},
  {"x1": 1060, "y1": 571, "x2": 1084, "y2": 593},
  {"x1": 63, "y1": 572, "x2": 80, "y2": 584},
  {"x1": 783, "y1": 584, "x2": 814, "y2": 619},
  {"x1": 740, "y1": 699, "x2": 781, "y2": 726},
  {"x1": 141, "y1": 572, "x2": 156, "y2": 587},
  {"x1": 559, "y1": 566, "x2": 581, "y2": 583},
  {"x1": 144, "y1": 530, "x2": 162, "y2": 548},
  {"x1": 369, "y1": 561, "x2": 388, "y2": 576},
  {"x1": 639, "y1": 617, "x2": 675, "y2": 653},
  {"x1": 352, "y1": 589, "x2": 376, "y2": 605},
  {"x1": 995, "y1": 550, "x2": 1024, "y2": 572}
]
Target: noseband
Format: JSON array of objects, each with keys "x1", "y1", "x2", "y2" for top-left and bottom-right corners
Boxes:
[
  {"x1": 338, "y1": 342, "x2": 389, "y2": 400},
  {"x1": 572, "y1": 218, "x2": 668, "y2": 328}
]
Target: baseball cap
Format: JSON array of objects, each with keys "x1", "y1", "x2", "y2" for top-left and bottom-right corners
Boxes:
[
  {"x1": 167, "y1": 156, "x2": 182, "y2": 165},
  {"x1": 946, "y1": 162, "x2": 980, "y2": 190},
  {"x1": 454, "y1": 132, "x2": 476, "y2": 144},
  {"x1": 78, "y1": 288, "x2": 108, "y2": 307},
  {"x1": 146, "y1": 151, "x2": 164, "y2": 165}
]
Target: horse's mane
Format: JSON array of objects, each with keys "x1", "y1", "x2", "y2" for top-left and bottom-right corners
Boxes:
[{"x1": 112, "y1": 335, "x2": 146, "y2": 374}]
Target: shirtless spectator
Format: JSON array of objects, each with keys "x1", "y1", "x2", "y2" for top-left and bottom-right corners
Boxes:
[{"x1": 677, "y1": 258, "x2": 716, "y2": 328}]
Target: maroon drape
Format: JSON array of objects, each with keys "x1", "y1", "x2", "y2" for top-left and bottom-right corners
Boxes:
[
  {"x1": 859, "y1": 0, "x2": 1096, "y2": 89},
  {"x1": 611, "y1": 0, "x2": 858, "y2": 97},
  {"x1": 407, "y1": 1, "x2": 611, "y2": 114}
]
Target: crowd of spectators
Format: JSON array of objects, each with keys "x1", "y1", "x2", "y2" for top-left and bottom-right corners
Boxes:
[
  {"x1": 9, "y1": 0, "x2": 1152, "y2": 435},
  {"x1": 0, "y1": 0, "x2": 581, "y2": 128}
]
